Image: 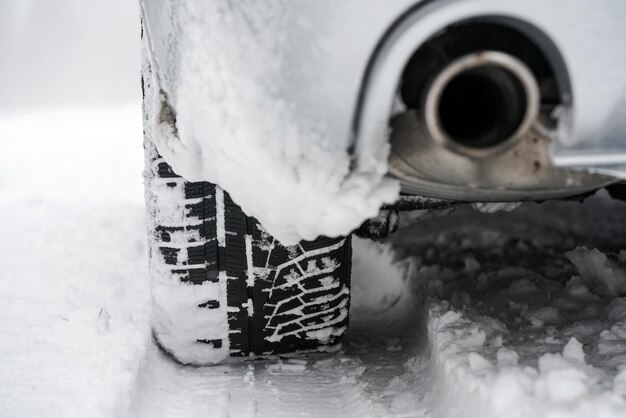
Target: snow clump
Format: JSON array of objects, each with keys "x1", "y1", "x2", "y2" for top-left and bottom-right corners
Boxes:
[{"x1": 566, "y1": 247, "x2": 626, "y2": 298}]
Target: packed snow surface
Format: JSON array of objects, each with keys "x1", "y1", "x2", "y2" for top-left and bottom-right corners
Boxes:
[{"x1": 2, "y1": 106, "x2": 626, "y2": 417}]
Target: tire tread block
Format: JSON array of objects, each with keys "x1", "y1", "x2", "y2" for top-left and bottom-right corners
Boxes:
[{"x1": 148, "y1": 154, "x2": 351, "y2": 362}]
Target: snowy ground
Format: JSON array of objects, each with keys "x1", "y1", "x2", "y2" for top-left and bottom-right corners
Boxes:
[{"x1": 1, "y1": 105, "x2": 626, "y2": 417}]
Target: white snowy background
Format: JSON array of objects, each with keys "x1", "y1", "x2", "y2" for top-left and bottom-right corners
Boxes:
[
  {"x1": 0, "y1": 0, "x2": 140, "y2": 110},
  {"x1": 2, "y1": 2, "x2": 626, "y2": 418}
]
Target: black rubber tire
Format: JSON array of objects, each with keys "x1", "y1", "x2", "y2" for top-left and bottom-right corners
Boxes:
[{"x1": 143, "y1": 143, "x2": 352, "y2": 365}]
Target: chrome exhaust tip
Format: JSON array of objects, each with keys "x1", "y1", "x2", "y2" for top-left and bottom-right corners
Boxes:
[{"x1": 423, "y1": 51, "x2": 540, "y2": 158}]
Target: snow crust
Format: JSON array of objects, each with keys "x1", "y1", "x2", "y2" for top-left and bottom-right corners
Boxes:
[
  {"x1": 388, "y1": 200, "x2": 626, "y2": 418},
  {"x1": 0, "y1": 106, "x2": 150, "y2": 417},
  {"x1": 471, "y1": 202, "x2": 523, "y2": 214},
  {"x1": 141, "y1": 1, "x2": 399, "y2": 245},
  {"x1": 3, "y1": 106, "x2": 626, "y2": 418},
  {"x1": 566, "y1": 247, "x2": 626, "y2": 298},
  {"x1": 425, "y1": 307, "x2": 626, "y2": 417}
]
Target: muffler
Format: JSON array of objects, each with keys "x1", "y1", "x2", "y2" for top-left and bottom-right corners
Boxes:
[
  {"x1": 423, "y1": 51, "x2": 539, "y2": 157},
  {"x1": 389, "y1": 50, "x2": 613, "y2": 201}
]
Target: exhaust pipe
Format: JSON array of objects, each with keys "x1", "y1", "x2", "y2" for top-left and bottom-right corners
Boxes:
[
  {"x1": 388, "y1": 49, "x2": 613, "y2": 201},
  {"x1": 423, "y1": 51, "x2": 540, "y2": 157}
]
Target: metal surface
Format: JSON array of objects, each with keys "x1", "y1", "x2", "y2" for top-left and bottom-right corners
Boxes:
[
  {"x1": 422, "y1": 51, "x2": 540, "y2": 158},
  {"x1": 388, "y1": 111, "x2": 614, "y2": 201}
]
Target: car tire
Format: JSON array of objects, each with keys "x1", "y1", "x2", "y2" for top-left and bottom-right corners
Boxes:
[{"x1": 143, "y1": 141, "x2": 352, "y2": 365}]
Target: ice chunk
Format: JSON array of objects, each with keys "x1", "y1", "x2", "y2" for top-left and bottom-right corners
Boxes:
[
  {"x1": 563, "y1": 337, "x2": 586, "y2": 363},
  {"x1": 607, "y1": 298, "x2": 626, "y2": 322},
  {"x1": 566, "y1": 247, "x2": 626, "y2": 298},
  {"x1": 496, "y1": 348, "x2": 519, "y2": 366},
  {"x1": 471, "y1": 202, "x2": 522, "y2": 214},
  {"x1": 468, "y1": 352, "x2": 494, "y2": 372}
]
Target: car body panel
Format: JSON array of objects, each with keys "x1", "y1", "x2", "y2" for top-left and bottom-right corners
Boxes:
[
  {"x1": 141, "y1": 0, "x2": 417, "y2": 158},
  {"x1": 140, "y1": 0, "x2": 626, "y2": 243},
  {"x1": 143, "y1": 0, "x2": 626, "y2": 180}
]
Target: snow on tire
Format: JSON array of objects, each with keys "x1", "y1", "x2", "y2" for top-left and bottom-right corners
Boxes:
[{"x1": 143, "y1": 142, "x2": 352, "y2": 365}]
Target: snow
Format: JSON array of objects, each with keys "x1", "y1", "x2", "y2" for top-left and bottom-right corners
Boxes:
[
  {"x1": 390, "y1": 199, "x2": 626, "y2": 418},
  {"x1": 566, "y1": 247, "x2": 626, "y2": 298},
  {"x1": 0, "y1": 0, "x2": 140, "y2": 109},
  {"x1": 141, "y1": 1, "x2": 400, "y2": 245},
  {"x1": 144, "y1": 140, "x2": 232, "y2": 365},
  {"x1": 0, "y1": 106, "x2": 149, "y2": 417},
  {"x1": 2, "y1": 105, "x2": 626, "y2": 417},
  {"x1": 471, "y1": 202, "x2": 523, "y2": 214}
]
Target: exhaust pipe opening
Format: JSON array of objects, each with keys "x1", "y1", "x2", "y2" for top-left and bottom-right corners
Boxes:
[
  {"x1": 438, "y1": 67, "x2": 526, "y2": 147},
  {"x1": 424, "y1": 52, "x2": 540, "y2": 156}
]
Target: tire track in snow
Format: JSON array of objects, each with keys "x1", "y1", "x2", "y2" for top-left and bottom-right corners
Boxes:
[{"x1": 129, "y1": 256, "x2": 431, "y2": 418}]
